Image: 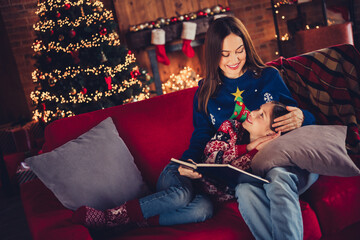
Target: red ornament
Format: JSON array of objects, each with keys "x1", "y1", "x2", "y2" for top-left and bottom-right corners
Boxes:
[
  {"x1": 170, "y1": 17, "x2": 178, "y2": 23},
  {"x1": 130, "y1": 69, "x2": 140, "y2": 79},
  {"x1": 81, "y1": 88, "x2": 87, "y2": 95},
  {"x1": 184, "y1": 16, "x2": 190, "y2": 21},
  {"x1": 46, "y1": 56, "x2": 52, "y2": 63},
  {"x1": 64, "y1": 3, "x2": 71, "y2": 10},
  {"x1": 42, "y1": 103, "x2": 46, "y2": 111},
  {"x1": 50, "y1": 30, "x2": 54, "y2": 36},
  {"x1": 69, "y1": 29, "x2": 76, "y2": 38},
  {"x1": 225, "y1": 7, "x2": 231, "y2": 12},
  {"x1": 105, "y1": 76, "x2": 112, "y2": 90},
  {"x1": 56, "y1": 12, "x2": 61, "y2": 18},
  {"x1": 128, "y1": 50, "x2": 132, "y2": 55},
  {"x1": 99, "y1": 27, "x2": 107, "y2": 35},
  {"x1": 197, "y1": 11, "x2": 205, "y2": 17}
]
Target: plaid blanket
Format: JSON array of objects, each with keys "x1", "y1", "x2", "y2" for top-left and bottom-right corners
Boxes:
[{"x1": 267, "y1": 44, "x2": 360, "y2": 167}]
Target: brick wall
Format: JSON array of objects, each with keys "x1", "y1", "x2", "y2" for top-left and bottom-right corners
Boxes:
[
  {"x1": 229, "y1": 0, "x2": 279, "y2": 62},
  {"x1": 0, "y1": 0, "x2": 359, "y2": 124},
  {"x1": 0, "y1": 0, "x2": 37, "y2": 115}
]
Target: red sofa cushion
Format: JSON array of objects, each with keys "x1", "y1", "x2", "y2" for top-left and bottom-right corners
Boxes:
[{"x1": 302, "y1": 175, "x2": 360, "y2": 235}]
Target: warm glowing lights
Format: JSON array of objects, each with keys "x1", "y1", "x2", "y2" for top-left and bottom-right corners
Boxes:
[
  {"x1": 31, "y1": 77, "x2": 150, "y2": 123},
  {"x1": 32, "y1": 32, "x2": 120, "y2": 54},
  {"x1": 162, "y1": 66, "x2": 201, "y2": 94},
  {"x1": 32, "y1": 53, "x2": 136, "y2": 83},
  {"x1": 31, "y1": 0, "x2": 150, "y2": 123},
  {"x1": 36, "y1": 0, "x2": 104, "y2": 15},
  {"x1": 33, "y1": 10, "x2": 114, "y2": 33}
]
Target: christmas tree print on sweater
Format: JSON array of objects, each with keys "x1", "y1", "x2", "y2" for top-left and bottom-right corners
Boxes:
[{"x1": 230, "y1": 88, "x2": 250, "y2": 122}]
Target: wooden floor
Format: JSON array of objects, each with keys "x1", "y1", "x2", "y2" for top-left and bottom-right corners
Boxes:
[{"x1": 0, "y1": 188, "x2": 32, "y2": 240}]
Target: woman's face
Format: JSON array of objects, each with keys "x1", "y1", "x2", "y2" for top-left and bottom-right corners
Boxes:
[
  {"x1": 243, "y1": 102, "x2": 275, "y2": 140},
  {"x1": 219, "y1": 33, "x2": 247, "y2": 79}
]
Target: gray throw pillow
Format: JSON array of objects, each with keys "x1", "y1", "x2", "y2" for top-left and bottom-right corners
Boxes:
[
  {"x1": 251, "y1": 125, "x2": 360, "y2": 178},
  {"x1": 25, "y1": 117, "x2": 150, "y2": 211}
]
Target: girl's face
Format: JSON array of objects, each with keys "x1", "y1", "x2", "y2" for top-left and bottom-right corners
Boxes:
[
  {"x1": 219, "y1": 33, "x2": 247, "y2": 79},
  {"x1": 243, "y1": 102, "x2": 275, "y2": 140}
]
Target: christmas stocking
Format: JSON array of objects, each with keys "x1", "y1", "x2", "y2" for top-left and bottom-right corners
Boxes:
[
  {"x1": 181, "y1": 22, "x2": 197, "y2": 58},
  {"x1": 72, "y1": 199, "x2": 159, "y2": 229},
  {"x1": 151, "y1": 29, "x2": 170, "y2": 65}
]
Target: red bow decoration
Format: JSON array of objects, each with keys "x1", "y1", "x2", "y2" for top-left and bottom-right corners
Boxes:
[
  {"x1": 105, "y1": 76, "x2": 112, "y2": 90},
  {"x1": 81, "y1": 87, "x2": 87, "y2": 95},
  {"x1": 130, "y1": 69, "x2": 140, "y2": 79}
]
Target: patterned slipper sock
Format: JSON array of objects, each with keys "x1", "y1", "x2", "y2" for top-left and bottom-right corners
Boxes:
[
  {"x1": 72, "y1": 199, "x2": 155, "y2": 229},
  {"x1": 72, "y1": 206, "x2": 106, "y2": 228}
]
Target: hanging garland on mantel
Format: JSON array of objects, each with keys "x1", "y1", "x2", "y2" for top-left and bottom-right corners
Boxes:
[{"x1": 129, "y1": 5, "x2": 231, "y2": 32}]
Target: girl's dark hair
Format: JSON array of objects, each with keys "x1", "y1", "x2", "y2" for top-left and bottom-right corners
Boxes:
[
  {"x1": 198, "y1": 16, "x2": 268, "y2": 114},
  {"x1": 270, "y1": 101, "x2": 290, "y2": 132}
]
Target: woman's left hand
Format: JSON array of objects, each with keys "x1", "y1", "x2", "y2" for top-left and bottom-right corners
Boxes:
[{"x1": 272, "y1": 106, "x2": 304, "y2": 133}]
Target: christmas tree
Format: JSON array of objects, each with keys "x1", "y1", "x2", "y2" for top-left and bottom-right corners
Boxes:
[{"x1": 30, "y1": 0, "x2": 151, "y2": 123}]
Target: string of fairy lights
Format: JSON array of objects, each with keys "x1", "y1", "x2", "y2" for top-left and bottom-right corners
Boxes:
[
  {"x1": 31, "y1": 77, "x2": 146, "y2": 106},
  {"x1": 36, "y1": 0, "x2": 103, "y2": 15},
  {"x1": 31, "y1": 0, "x2": 150, "y2": 123},
  {"x1": 32, "y1": 33, "x2": 120, "y2": 54},
  {"x1": 32, "y1": 53, "x2": 136, "y2": 83},
  {"x1": 33, "y1": 9, "x2": 114, "y2": 33}
]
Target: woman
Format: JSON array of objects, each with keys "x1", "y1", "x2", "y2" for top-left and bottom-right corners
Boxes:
[{"x1": 179, "y1": 16, "x2": 318, "y2": 240}]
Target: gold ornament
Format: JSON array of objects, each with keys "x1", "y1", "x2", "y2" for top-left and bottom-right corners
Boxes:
[
  {"x1": 70, "y1": 87, "x2": 77, "y2": 95},
  {"x1": 212, "y1": 5, "x2": 221, "y2": 14},
  {"x1": 138, "y1": 24, "x2": 145, "y2": 30},
  {"x1": 129, "y1": 25, "x2": 138, "y2": 32},
  {"x1": 56, "y1": 110, "x2": 65, "y2": 118},
  {"x1": 178, "y1": 15, "x2": 184, "y2": 21},
  {"x1": 157, "y1": 18, "x2": 166, "y2": 25},
  {"x1": 97, "y1": 6, "x2": 103, "y2": 12},
  {"x1": 146, "y1": 74, "x2": 151, "y2": 81},
  {"x1": 48, "y1": 77, "x2": 56, "y2": 87},
  {"x1": 204, "y1": 8, "x2": 211, "y2": 14},
  {"x1": 189, "y1": 12, "x2": 197, "y2": 20}
]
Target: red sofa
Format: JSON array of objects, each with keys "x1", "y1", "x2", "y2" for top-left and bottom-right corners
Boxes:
[{"x1": 15, "y1": 44, "x2": 360, "y2": 240}]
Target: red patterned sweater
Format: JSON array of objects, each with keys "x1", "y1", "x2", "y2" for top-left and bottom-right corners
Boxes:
[
  {"x1": 203, "y1": 119, "x2": 258, "y2": 170},
  {"x1": 197, "y1": 119, "x2": 258, "y2": 202}
]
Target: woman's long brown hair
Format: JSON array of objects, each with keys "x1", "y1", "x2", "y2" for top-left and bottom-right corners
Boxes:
[{"x1": 198, "y1": 16, "x2": 268, "y2": 114}]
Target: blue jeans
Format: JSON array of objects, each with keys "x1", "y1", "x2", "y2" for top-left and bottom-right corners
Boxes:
[
  {"x1": 235, "y1": 167, "x2": 319, "y2": 240},
  {"x1": 138, "y1": 162, "x2": 213, "y2": 226}
]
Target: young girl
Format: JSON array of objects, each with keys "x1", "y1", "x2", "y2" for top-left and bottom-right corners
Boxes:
[{"x1": 203, "y1": 101, "x2": 289, "y2": 170}]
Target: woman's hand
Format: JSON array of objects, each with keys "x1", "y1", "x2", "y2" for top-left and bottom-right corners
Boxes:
[
  {"x1": 178, "y1": 166, "x2": 202, "y2": 179},
  {"x1": 246, "y1": 132, "x2": 281, "y2": 151},
  {"x1": 272, "y1": 106, "x2": 304, "y2": 133}
]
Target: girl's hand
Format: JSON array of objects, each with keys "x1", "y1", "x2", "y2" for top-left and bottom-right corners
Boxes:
[
  {"x1": 178, "y1": 166, "x2": 202, "y2": 179},
  {"x1": 256, "y1": 132, "x2": 281, "y2": 150},
  {"x1": 272, "y1": 106, "x2": 304, "y2": 133},
  {"x1": 246, "y1": 132, "x2": 281, "y2": 151}
]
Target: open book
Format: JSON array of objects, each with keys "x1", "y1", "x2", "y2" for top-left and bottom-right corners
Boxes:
[{"x1": 171, "y1": 158, "x2": 269, "y2": 188}]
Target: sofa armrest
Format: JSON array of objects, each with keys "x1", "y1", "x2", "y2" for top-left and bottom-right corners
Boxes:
[{"x1": 0, "y1": 149, "x2": 40, "y2": 194}]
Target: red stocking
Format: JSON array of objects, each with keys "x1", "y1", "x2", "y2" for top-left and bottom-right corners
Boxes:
[
  {"x1": 181, "y1": 22, "x2": 197, "y2": 58},
  {"x1": 151, "y1": 29, "x2": 170, "y2": 65}
]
